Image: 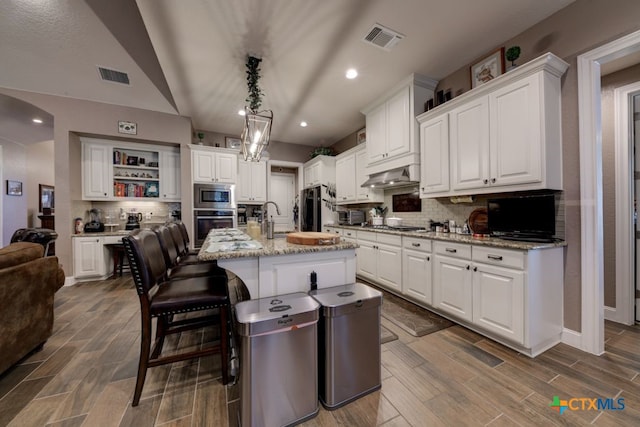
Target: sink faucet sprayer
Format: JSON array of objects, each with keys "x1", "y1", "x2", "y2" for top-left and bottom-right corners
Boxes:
[{"x1": 261, "y1": 201, "x2": 281, "y2": 236}]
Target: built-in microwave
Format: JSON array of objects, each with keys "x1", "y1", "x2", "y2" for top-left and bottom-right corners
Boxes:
[{"x1": 194, "y1": 184, "x2": 236, "y2": 209}]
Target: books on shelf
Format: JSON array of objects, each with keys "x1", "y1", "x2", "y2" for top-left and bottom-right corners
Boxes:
[{"x1": 114, "y1": 182, "x2": 157, "y2": 198}]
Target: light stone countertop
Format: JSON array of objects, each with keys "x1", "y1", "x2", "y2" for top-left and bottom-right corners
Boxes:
[
  {"x1": 331, "y1": 225, "x2": 566, "y2": 251},
  {"x1": 198, "y1": 230, "x2": 358, "y2": 261}
]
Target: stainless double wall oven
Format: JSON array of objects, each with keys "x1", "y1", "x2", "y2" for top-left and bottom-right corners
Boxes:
[{"x1": 193, "y1": 184, "x2": 237, "y2": 247}]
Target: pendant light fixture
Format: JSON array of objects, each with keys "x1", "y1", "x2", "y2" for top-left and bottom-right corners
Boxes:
[{"x1": 241, "y1": 56, "x2": 273, "y2": 161}]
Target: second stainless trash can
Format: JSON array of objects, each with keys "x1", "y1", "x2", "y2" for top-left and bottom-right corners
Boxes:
[
  {"x1": 235, "y1": 292, "x2": 320, "y2": 427},
  {"x1": 310, "y1": 282, "x2": 382, "y2": 409}
]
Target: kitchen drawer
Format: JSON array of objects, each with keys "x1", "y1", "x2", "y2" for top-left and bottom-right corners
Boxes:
[
  {"x1": 324, "y1": 226, "x2": 343, "y2": 236},
  {"x1": 472, "y1": 246, "x2": 525, "y2": 270},
  {"x1": 433, "y1": 241, "x2": 471, "y2": 259},
  {"x1": 103, "y1": 235, "x2": 126, "y2": 245},
  {"x1": 342, "y1": 229, "x2": 356, "y2": 239},
  {"x1": 357, "y1": 230, "x2": 377, "y2": 242},
  {"x1": 377, "y1": 233, "x2": 401, "y2": 246},
  {"x1": 403, "y1": 237, "x2": 432, "y2": 252}
]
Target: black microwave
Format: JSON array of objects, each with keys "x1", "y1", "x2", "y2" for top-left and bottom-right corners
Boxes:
[{"x1": 194, "y1": 184, "x2": 236, "y2": 209}]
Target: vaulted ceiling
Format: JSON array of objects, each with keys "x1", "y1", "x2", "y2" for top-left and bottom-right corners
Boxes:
[{"x1": 0, "y1": 0, "x2": 576, "y2": 146}]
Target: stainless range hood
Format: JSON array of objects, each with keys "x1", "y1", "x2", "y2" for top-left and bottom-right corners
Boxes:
[{"x1": 361, "y1": 166, "x2": 419, "y2": 189}]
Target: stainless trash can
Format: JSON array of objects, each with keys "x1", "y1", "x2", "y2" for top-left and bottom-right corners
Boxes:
[
  {"x1": 235, "y1": 292, "x2": 320, "y2": 427},
  {"x1": 310, "y1": 282, "x2": 382, "y2": 409}
]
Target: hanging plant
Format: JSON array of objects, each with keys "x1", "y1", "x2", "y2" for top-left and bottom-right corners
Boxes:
[{"x1": 246, "y1": 56, "x2": 264, "y2": 112}]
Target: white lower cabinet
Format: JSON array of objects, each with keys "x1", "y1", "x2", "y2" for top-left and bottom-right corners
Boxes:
[
  {"x1": 433, "y1": 242, "x2": 473, "y2": 322},
  {"x1": 402, "y1": 237, "x2": 432, "y2": 305},
  {"x1": 352, "y1": 228, "x2": 563, "y2": 357},
  {"x1": 73, "y1": 236, "x2": 108, "y2": 279},
  {"x1": 472, "y1": 261, "x2": 524, "y2": 344},
  {"x1": 356, "y1": 231, "x2": 402, "y2": 292}
]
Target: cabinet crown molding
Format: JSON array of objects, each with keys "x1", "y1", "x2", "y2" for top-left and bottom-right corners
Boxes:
[
  {"x1": 361, "y1": 73, "x2": 438, "y2": 115},
  {"x1": 417, "y1": 52, "x2": 569, "y2": 124}
]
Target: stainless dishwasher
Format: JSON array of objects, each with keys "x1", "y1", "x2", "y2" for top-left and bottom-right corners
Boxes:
[
  {"x1": 235, "y1": 292, "x2": 320, "y2": 426},
  {"x1": 310, "y1": 282, "x2": 382, "y2": 409}
]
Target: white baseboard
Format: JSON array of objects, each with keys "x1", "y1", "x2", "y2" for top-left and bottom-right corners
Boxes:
[
  {"x1": 561, "y1": 327, "x2": 582, "y2": 350},
  {"x1": 64, "y1": 276, "x2": 77, "y2": 286}
]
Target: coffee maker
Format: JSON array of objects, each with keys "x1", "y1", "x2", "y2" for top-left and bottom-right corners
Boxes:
[{"x1": 125, "y1": 212, "x2": 143, "y2": 230}]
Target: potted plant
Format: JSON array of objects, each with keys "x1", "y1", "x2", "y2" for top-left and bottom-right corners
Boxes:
[
  {"x1": 310, "y1": 146, "x2": 334, "y2": 158},
  {"x1": 197, "y1": 132, "x2": 205, "y2": 145},
  {"x1": 506, "y1": 46, "x2": 521, "y2": 70}
]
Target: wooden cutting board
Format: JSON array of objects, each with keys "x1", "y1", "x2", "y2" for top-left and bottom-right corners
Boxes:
[{"x1": 285, "y1": 232, "x2": 340, "y2": 245}]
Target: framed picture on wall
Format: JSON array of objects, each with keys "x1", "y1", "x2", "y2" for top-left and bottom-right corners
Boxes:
[
  {"x1": 225, "y1": 137, "x2": 242, "y2": 150},
  {"x1": 470, "y1": 47, "x2": 505, "y2": 88},
  {"x1": 356, "y1": 128, "x2": 366, "y2": 145},
  {"x1": 6, "y1": 180, "x2": 22, "y2": 196}
]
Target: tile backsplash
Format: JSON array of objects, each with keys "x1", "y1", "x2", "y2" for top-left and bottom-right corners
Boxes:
[{"x1": 377, "y1": 187, "x2": 565, "y2": 239}]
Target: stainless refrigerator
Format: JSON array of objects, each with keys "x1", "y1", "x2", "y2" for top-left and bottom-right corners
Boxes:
[{"x1": 301, "y1": 185, "x2": 335, "y2": 231}]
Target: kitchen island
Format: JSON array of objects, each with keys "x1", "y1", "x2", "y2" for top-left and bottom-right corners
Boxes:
[{"x1": 198, "y1": 229, "x2": 357, "y2": 299}]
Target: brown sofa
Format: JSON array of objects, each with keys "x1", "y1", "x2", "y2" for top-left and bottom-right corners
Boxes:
[{"x1": 0, "y1": 242, "x2": 65, "y2": 375}]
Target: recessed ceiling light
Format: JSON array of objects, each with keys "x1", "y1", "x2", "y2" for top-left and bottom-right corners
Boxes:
[
  {"x1": 32, "y1": 118, "x2": 43, "y2": 124},
  {"x1": 238, "y1": 109, "x2": 246, "y2": 116},
  {"x1": 300, "y1": 121, "x2": 308, "y2": 127},
  {"x1": 346, "y1": 68, "x2": 358, "y2": 79}
]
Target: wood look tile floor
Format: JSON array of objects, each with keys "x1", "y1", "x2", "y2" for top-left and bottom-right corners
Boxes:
[{"x1": 1, "y1": 276, "x2": 640, "y2": 426}]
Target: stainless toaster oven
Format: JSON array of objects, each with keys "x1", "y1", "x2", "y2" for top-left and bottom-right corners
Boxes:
[{"x1": 338, "y1": 210, "x2": 365, "y2": 225}]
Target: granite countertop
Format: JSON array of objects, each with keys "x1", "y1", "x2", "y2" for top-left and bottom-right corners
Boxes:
[
  {"x1": 332, "y1": 224, "x2": 566, "y2": 250},
  {"x1": 198, "y1": 229, "x2": 358, "y2": 261}
]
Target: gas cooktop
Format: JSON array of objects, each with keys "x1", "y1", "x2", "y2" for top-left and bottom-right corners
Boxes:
[{"x1": 362, "y1": 225, "x2": 427, "y2": 232}]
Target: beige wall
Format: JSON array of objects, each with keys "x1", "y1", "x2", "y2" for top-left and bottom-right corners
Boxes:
[
  {"x1": 434, "y1": 0, "x2": 640, "y2": 331},
  {"x1": 26, "y1": 140, "x2": 55, "y2": 227},
  {"x1": 0, "y1": 137, "x2": 28, "y2": 242},
  {"x1": 0, "y1": 87, "x2": 192, "y2": 278}
]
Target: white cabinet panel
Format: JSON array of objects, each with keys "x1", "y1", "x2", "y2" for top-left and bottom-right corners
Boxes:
[
  {"x1": 402, "y1": 248, "x2": 432, "y2": 304},
  {"x1": 237, "y1": 160, "x2": 267, "y2": 203},
  {"x1": 450, "y1": 97, "x2": 490, "y2": 191},
  {"x1": 433, "y1": 255, "x2": 473, "y2": 322},
  {"x1": 420, "y1": 113, "x2": 449, "y2": 196},
  {"x1": 473, "y1": 263, "x2": 524, "y2": 344},
  {"x1": 73, "y1": 236, "x2": 107, "y2": 278},
  {"x1": 192, "y1": 148, "x2": 238, "y2": 184},
  {"x1": 160, "y1": 150, "x2": 181, "y2": 201},
  {"x1": 82, "y1": 143, "x2": 111, "y2": 199}
]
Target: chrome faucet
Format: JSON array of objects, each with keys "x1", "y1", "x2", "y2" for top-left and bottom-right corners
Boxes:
[{"x1": 261, "y1": 201, "x2": 281, "y2": 234}]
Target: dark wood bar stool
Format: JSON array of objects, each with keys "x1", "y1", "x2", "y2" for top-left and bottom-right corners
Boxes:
[{"x1": 105, "y1": 243, "x2": 128, "y2": 278}]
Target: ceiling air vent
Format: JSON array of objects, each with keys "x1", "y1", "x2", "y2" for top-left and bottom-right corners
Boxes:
[
  {"x1": 97, "y1": 66, "x2": 130, "y2": 85},
  {"x1": 362, "y1": 24, "x2": 404, "y2": 51}
]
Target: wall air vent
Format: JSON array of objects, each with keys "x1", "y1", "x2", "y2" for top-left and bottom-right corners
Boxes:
[
  {"x1": 362, "y1": 24, "x2": 404, "y2": 51},
  {"x1": 97, "y1": 66, "x2": 130, "y2": 85}
]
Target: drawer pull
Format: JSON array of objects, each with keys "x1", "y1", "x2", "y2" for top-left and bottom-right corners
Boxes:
[
  {"x1": 466, "y1": 265, "x2": 470, "y2": 270},
  {"x1": 446, "y1": 248, "x2": 457, "y2": 253},
  {"x1": 487, "y1": 255, "x2": 503, "y2": 261},
  {"x1": 412, "y1": 243, "x2": 421, "y2": 247}
]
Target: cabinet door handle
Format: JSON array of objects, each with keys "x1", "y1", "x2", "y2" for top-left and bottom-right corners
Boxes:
[
  {"x1": 412, "y1": 243, "x2": 421, "y2": 247},
  {"x1": 473, "y1": 266, "x2": 478, "y2": 272},
  {"x1": 487, "y1": 254, "x2": 503, "y2": 261},
  {"x1": 427, "y1": 256, "x2": 430, "y2": 261},
  {"x1": 483, "y1": 179, "x2": 489, "y2": 185},
  {"x1": 491, "y1": 178, "x2": 496, "y2": 183},
  {"x1": 466, "y1": 265, "x2": 470, "y2": 270},
  {"x1": 445, "y1": 248, "x2": 457, "y2": 253}
]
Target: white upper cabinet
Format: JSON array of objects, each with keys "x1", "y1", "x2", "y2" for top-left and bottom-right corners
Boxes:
[
  {"x1": 336, "y1": 144, "x2": 383, "y2": 205},
  {"x1": 417, "y1": 53, "x2": 568, "y2": 198},
  {"x1": 159, "y1": 150, "x2": 181, "y2": 201},
  {"x1": 237, "y1": 160, "x2": 267, "y2": 203},
  {"x1": 419, "y1": 113, "x2": 449, "y2": 196},
  {"x1": 191, "y1": 146, "x2": 238, "y2": 184},
  {"x1": 82, "y1": 141, "x2": 112, "y2": 199},
  {"x1": 336, "y1": 153, "x2": 357, "y2": 203},
  {"x1": 303, "y1": 155, "x2": 336, "y2": 188},
  {"x1": 362, "y1": 74, "x2": 438, "y2": 175},
  {"x1": 81, "y1": 137, "x2": 179, "y2": 201}
]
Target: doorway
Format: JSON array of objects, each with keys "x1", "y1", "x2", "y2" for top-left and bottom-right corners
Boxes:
[
  {"x1": 267, "y1": 160, "x2": 303, "y2": 232},
  {"x1": 578, "y1": 28, "x2": 640, "y2": 355}
]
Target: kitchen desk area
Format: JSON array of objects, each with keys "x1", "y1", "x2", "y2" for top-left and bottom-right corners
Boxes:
[{"x1": 198, "y1": 228, "x2": 357, "y2": 299}]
